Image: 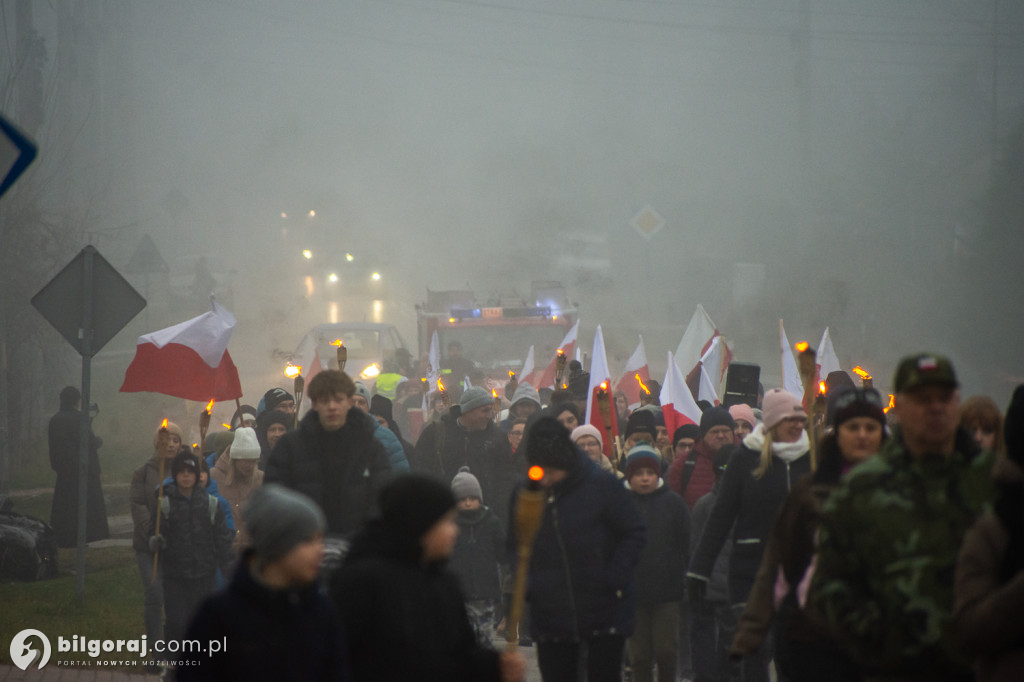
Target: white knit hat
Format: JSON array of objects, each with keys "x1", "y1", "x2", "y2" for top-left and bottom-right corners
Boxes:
[{"x1": 229, "y1": 427, "x2": 261, "y2": 460}]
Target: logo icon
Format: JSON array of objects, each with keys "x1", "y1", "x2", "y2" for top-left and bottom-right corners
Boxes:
[{"x1": 9, "y1": 629, "x2": 51, "y2": 670}]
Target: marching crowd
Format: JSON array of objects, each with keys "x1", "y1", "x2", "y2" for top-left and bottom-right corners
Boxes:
[{"x1": 48, "y1": 346, "x2": 1023, "y2": 681}]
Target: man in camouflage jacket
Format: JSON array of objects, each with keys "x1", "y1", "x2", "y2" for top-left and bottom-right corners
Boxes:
[{"x1": 811, "y1": 354, "x2": 996, "y2": 681}]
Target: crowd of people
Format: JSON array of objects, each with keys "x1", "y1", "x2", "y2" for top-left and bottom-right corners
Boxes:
[{"x1": 45, "y1": 345, "x2": 1023, "y2": 682}]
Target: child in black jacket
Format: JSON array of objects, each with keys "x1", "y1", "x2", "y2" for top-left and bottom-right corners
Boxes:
[
  {"x1": 450, "y1": 467, "x2": 507, "y2": 646},
  {"x1": 150, "y1": 449, "x2": 233, "y2": 652}
]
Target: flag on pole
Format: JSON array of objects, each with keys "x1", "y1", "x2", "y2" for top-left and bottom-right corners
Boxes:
[
  {"x1": 120, "y1": 299, "x2": 242, "y2": 401},
  {"x1": 519, "y1": 345, "x2": 536, "y2": 387},
  {"x1": 584, "y1": 325, "x2": 612, "y2": 424},
  {"x1": 780, "y1": 320, "x2": 804, "y2": 398},
  {"x1": 817, "y1": 327, "x2": 841, "y2": 383},
  {"x1": 589, "y1": 383, "x2": 621, "y2": 461},
  {"x1": 660, "y1": 351, "x2": 702, "y2": 436},
  {"x1": 675, "y1": 305, "x2": 718, "y2": 373},
  {"x1": 697, "y1": 365, "x2": 720, "y2": 405},
  {"x1": 536, "y1": 320, "x2": 579, "y2": 389},
  {"x1": 616, "y1": 336, "x2": 650, "y2": 410}
]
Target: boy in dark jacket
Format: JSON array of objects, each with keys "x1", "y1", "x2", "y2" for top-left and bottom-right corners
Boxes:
[
  {"x1": 179, "y1": 484, "x2": 351, "y2": 682},
  {"x1": 329, "y1": 474, "x2": 525, "y2": 682},
  {"x1": 624, "y1": 444, "x2": 692, "y2": 682},
  {"x1": 450, "y1": 467, "x2": 507, "y2": 646},
  {"x1": 150, "y1": 450, "x2": 234, "y2": 654}
]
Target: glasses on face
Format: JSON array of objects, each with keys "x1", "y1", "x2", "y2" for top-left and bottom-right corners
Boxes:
[
  {"x1": 510, "y1": 430, "x2": 524, "y2": 438},
  {"x1": 705, "y1": 427, "x2": 733, "y2": 439}
]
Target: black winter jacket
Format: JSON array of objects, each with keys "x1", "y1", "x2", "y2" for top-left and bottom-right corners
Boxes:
[
  {"x1": 413, "y1": 407, "x2": 523, "y2": 522},
  {"x1": 451, "y1": 505, "x2": 506, "y2": 601},
  {"x1": 628, "y1": 482, "x2": 691, "y2": 605},
  {"x1": 264, "y1": 409, "x2": 391, "y2": 537},
  {"x1": 154, "y1": 484, "x2": 234, "y2": 581},
  {"x1": 179, "y1": 552, "x2": 351, "y2": 682},
  {"x1": 688, "y1": 443, "x2": 811, "y2": 605},
  {"x1": 509, "y1": 451, "x2": 647, "y2": 642},
  {"x1": 329, "y1": 520, "x2": 501, "y2": 682}
]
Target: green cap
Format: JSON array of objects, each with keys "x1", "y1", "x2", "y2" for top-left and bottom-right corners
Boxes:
[{"x1": 893, "y1": 353, "x2": 958, "y2": 393}]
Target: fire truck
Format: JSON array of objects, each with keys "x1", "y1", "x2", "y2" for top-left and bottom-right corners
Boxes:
[{"x1": 416, "y1": 281, "x2": 577, "y2": 385}]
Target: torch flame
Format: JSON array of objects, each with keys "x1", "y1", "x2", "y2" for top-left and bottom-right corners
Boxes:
[
  {"x1": 600, "y1": 381, "x2": 608, "y2": 391},
  {"x1": 492, "y1": 389, "x2": 498, "y2": 398},
  {"x1": 205, "y1": 399, "x2": 215, "y2": 413},
  {"x1": 509, "y1": 370, "x2": 515, "y2": 379},
  {"x1": 819, "y1": 381, "x2": 827, "y2": 395},
  {"x1": 438, "y1": 379, "x2": 446, "y2": 392},
  {"x1": 284, "y1": 364, "x2": 302, "y2": 379},
  {"x1": 330, "y1": 339, "x2": 343, "y2": 347},
  {"x1": 636, "y1": 373, "x2": 650, "y2": 395},
  {"x1": 160, "y1": 418, "x2": 168, "y2": 429},
  {"x1": 851, "y1": 366, "x2": 872, "y2": 381},
  {"x1": 557, "y1": 349, "x2": 564, "y2": 357},
  {"x1": 528, "y1": 466, "x2": 545, "y2": 482},
  {"x1": 221, "y1": 423, "x2": 232, "y2": 429},
  {"x1": 795, "y1": 341, "x2": 809, "y2": 353},
  {"x1": 884, "y1": 394, "x2": 895, "y2": 413}
]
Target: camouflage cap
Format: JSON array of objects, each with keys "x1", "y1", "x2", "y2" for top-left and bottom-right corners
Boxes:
[{"x1": 893, "y1": 353, "x2": 958, "y2": 393}]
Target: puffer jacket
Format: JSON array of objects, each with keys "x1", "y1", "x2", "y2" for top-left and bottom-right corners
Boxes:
[
  {"x1": 153, "y1": 483, "x2": 234, "y2": 581},
  {"x1": 264, "y1": 408, "x2": 391, "y2": 538},
  {"x1": 508, "y1": 451, "x2": 646, "y2": 642}
]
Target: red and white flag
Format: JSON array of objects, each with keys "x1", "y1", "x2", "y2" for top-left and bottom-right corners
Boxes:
[
  {"x1": 817, "y1": 327, "x2": 841, "y2": 384},
  {"x1": 535, "y1": 320, "x2": 579, "y2": 389},
  {"x1": 675, "y1": 304, "x2": 718, "y2": 373},
  {"x1": 584, "y1": 325, "x2": 612, "y2": 424},
  {"x1": 120, "y1": 299, "x2": 242, "y2": 401},
  {"x1": 780, "y1": 320, "x2": 804, "y2": 398},
  {"x1": 615, "y1": 336, "x2": 650, "y2": 410},
  {"x1": 518, "y1": 345, "x2": 536, "y2": 387},
  {"x1": 660, "y1": 351, "x2": 702, "y2": 436}
]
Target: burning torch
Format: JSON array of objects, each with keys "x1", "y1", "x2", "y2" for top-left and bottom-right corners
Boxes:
[
  {"x1": 795, "y1": 342, "x2": 825, "y2": 470},
  {"x1": 554, "y1": 350, "x2": 568, "y2": 389},
  {"x1": 438, "y1": 379, "x2": 451, "y2": 411},
  {"x1": 286, "y1": 363, "x2": 304, "y2": 428},
  {"x1": 332, "y1": 339, "x2": 347, "y2": 372},
  {"x1": 507, "y1": 370, "x2": 518, "y2": 400},
  {"x1": 199, "y1": 399, "x2": 214, "y2": 446},
  {"x1": 636, "y1": 373, "x2": 653, "y2": 407},
  {"x1": 596, "y1": 381, "x2": 623, "y2": 468},
  {"x1": 507, "y1": 465, "x2": 547, "y2": 649},
  {"x1": 851, "y1": 366, "x2": 873, "y2": 390},
  {"x1": 493, "y1": 389, "x2": 502, "y2": 424}
]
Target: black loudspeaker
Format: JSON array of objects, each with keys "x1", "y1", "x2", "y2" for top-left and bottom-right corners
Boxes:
[{"x1": 723, "y1": 363, "x2": 761, "y2": 408}]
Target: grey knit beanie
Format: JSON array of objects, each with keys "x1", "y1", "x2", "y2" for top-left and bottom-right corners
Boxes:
[
  {"x1": 244, "y1": 484, "x2": 326, "y2": 565},
  {"x1": 459, "y1": 386, "x2": 493, "y2": 413},
  {"x1": 451, "y1": 467, "x2": 483, "y2": 502}
]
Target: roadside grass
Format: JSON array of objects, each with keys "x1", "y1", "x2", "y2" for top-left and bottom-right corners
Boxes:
[{"x1": 0, "y1": 546, "x2": 144, "y2": 668}]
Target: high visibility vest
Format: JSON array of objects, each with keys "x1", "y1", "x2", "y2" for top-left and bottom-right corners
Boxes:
[{"x1": 375, "y1": 373, "x2": 405, "y2": 399}]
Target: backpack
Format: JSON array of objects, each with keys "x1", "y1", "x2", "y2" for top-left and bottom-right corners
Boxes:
[{"x1": 161, "y1": 494, "x2": 219, "y2": 525}]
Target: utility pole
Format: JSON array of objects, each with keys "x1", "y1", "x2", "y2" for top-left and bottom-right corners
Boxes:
[{"x1": 991, "y1": 0, "x2": 1000, "y2": 183}]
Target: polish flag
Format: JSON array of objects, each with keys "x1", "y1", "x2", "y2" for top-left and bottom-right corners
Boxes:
[
  {"x1": 518, "y1": 345, "x2": 536, "y2": 387},
  {"x1": 780, "y1": 321, "x2": 804, "y2": 398},
  {"x1": 120, "y1": 299, "x2": 242, "y2": 401},
  {"x1": 660, "y1": 351, "x2": 702, "y2": 436},
  {"x1": 675, "y1": 305, "x2": 719, "y2": 374},
  {"x1": 584, "y1": 325, "x2": 612, "y2": 424},
  {"x1": 535, "y1": 320, "x2": 579, "y2": 389},
  {"x1": 697, "y1": 365, "x2": 720, "y2": 405},
  {"x1": 817, "y1": 327, "x2": 841, "y2": 384},
  {"x1": 615, "y1": 336, "x2": 650, "y2": 410}
]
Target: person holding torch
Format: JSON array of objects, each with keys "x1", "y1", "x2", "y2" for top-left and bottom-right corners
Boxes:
[{"x1": 510, "y1": 416, "x2": 646, "y2": 682}]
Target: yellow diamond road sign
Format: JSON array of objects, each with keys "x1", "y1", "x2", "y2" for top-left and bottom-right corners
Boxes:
[{"x1": 631, "y1": 205, "x2": 664, "y2": 240}]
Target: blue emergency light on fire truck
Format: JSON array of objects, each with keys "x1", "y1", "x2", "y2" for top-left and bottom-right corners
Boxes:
[{"x1": 417, "y1": 281, "x2": 577, "y2": 384}]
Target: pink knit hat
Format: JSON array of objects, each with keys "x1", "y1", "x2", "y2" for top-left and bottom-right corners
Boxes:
[
  {"x1": 728, "y1": 404, "x2": 757, "y2": 429},
  {"x1": 571, "y1": 424, "x2": 603, "y2": 448},
  {"x1": 761, "y1": 389, "x2": 806, "y2": 430}
]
